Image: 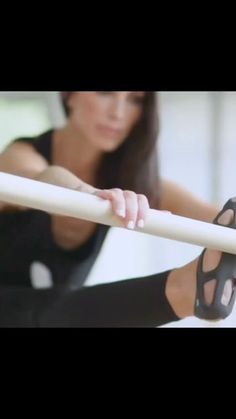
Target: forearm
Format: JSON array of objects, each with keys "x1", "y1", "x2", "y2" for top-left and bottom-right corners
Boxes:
[
  {"x1": 160, "y1": 179, "x2": 219, "y2": 223},
  {"x1": 35, "y1": 166, "x2": 97, "y2": 194},
  {"x1": 0, "y1": 166, "x2": 97, "y2": 212}
]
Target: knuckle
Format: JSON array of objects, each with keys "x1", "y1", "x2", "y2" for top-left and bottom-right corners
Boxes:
[
  {"x1": 124, "y1": 190, "x2": 136, "y2": 199},
  {"x1": 138, "y1": 194, "x2": 148, "y2": 203},
  {"x1": 113, "y1": 188, "x2": 123, "y2": 194}
]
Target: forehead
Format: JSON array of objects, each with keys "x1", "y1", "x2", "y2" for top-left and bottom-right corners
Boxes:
[
  {"x1": 69, "y1": 91, "x2": 146, "y2": 95},
  {"x1": 119, "y1": 91, "x2": 146, "y2": 95}
]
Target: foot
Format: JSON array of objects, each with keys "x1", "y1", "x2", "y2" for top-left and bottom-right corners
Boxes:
[
  {"x1": 202, "y1": 209, "x2": 235, "y2": 309},
  {"x1": 166, "y1": 206, "x2": 236, "y2": 320}
]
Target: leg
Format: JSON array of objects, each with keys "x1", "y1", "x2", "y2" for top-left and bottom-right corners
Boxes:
[
  {"x1": 166, "y1": 199, "x2": 236, "y2": 321},
  {"x1": 195, "y1": 199, "x2": 236, "y2": 320}
]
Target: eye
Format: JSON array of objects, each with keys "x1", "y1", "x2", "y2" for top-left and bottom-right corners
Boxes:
[
  {"x1": 129, "y1": 93, "x2": 146, "y2": 106},
  {"x1": 96, "y1": 91, "x2": 113, "y2": 95}
]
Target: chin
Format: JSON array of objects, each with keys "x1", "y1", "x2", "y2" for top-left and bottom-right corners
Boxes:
[
  {"x1": 96, "y1": 138, "x2": 124, "y2": 153},
  {"x1": 101, "y1": 143, "x2": 123, "y2": 153}
]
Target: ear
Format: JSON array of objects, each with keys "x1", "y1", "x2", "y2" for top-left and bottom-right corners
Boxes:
[
  {"x1": 61, "y1": 91, "x2": 71, "y2": 102},
  {"x1": 64, "y1": 92, "x2": 78, "y2": 112},
  {"x1": 61, "y1": 92, "x2": 74, "y2": 115}
]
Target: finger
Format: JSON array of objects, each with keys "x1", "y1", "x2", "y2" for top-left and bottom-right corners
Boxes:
[
  {"x1": 95, "y1": 189, "x2": 126, "y2": 218},
  {"x1": 124, "y1": 191, "x2": 138, "y2": 229},
  {"x1": 136, "y1": 194, "x2": 149, "y2": 228}
]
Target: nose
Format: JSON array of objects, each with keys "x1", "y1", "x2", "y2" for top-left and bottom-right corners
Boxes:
[{"x1": 109, "y1": 95, "x2": 127, "y2": 121}]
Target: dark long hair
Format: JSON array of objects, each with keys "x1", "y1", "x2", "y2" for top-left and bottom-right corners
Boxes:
[{"x1": 61, "y1": 92, "x2": 160, "y2": 207}]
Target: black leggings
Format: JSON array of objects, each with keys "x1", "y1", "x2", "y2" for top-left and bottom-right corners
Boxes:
[{"x1": 0, "y1": 271, "x2": 180, "y2": 328}]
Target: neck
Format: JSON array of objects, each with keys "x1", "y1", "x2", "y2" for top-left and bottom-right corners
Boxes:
[{"x1": 53, "y1": 125, "x2": 103, "y2": 185}]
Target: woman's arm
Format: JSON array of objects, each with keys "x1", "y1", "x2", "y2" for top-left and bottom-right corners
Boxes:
[
  {"x1": 0, "y1": 141, "x2": 154, "y2": 257},
  {"x1": 159, "y1": 178, "x2": 219, "y2": 223},
  {"x1": 0, "y1": 142, "x2": 95, "y2": 211},
  {"x1": 0, "y1": 142, "x2": 48, "y2": 179}
]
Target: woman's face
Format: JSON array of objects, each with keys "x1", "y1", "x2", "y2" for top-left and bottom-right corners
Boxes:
[{"x1": 66, "y1": 91, "x2": 146, "y2": 152}]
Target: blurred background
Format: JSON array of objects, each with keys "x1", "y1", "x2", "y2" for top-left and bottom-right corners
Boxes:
[{"x1": 0, "y1": 91, "x2": 235, "y2": 328}]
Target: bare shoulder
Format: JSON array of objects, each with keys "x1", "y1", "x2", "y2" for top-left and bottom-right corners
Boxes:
[
  {"x1": 0, "y1": 140, "x2": 48, "y2": 178},
  {"x1": 0, "y1": 141, "x2": 49, "y2": 212}
]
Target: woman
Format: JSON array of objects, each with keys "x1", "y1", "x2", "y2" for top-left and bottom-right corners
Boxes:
[{"x1": 0, "y1": 91, "x2": 234, "y2": 327}]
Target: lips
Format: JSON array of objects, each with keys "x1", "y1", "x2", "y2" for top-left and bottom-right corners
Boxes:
[{"x1": 97, "y1": 125, "x2": 123, "y2": 137}]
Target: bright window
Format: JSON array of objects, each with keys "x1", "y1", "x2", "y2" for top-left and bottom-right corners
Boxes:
[{"x1": 0, "y1": 96, "x2": 51, "y2": 151}]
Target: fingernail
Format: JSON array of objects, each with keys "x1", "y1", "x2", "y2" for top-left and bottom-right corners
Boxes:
[
  {"x1": 137, "y1": 219, "x2": 144, "y2": 228},
  {"x1": 127, "y1": 221, "x2": 135, "y2": 230},
  {"x1": 117, "y1": 209, "x2": 126, "y2": 218}
]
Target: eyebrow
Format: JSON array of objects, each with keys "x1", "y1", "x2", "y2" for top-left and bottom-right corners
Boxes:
[{"x1": 131, "y1": 91, "x2": 145, "y2": 96}]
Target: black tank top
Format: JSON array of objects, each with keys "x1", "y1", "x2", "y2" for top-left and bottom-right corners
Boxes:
[{"x1": 0, "y1": 130, "x2": 109, "y2": 290}]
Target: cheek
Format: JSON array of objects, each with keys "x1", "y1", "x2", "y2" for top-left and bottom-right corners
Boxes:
[
  {"x1": 70, "y1": 94, "x2": 104, "y2": 128},
  {"x1": 125, "y1": 107, "x2": 143, "y2": 133},
  {"x1": 79, "y1": 94, "x2": 105, "y2": 122}
]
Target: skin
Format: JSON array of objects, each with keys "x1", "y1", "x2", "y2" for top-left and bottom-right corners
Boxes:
[{"x1": 0, "y1": 91, "x2": 232, "y2": 320}]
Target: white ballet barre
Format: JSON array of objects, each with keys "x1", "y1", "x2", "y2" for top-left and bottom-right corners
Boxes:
[{"x1": 0, "y1": 172, "x2": 236, "y2": 255}]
